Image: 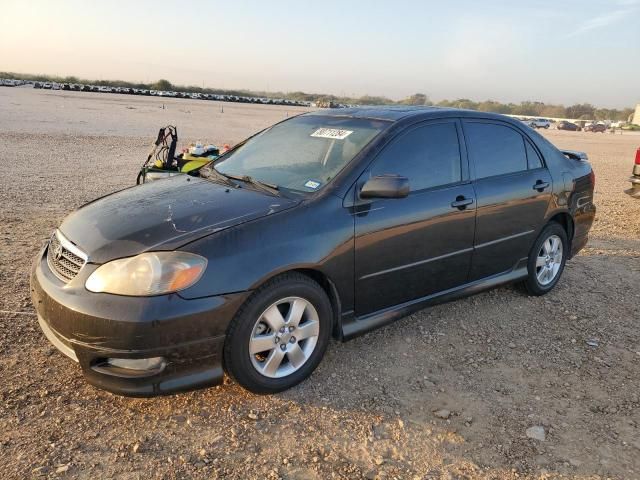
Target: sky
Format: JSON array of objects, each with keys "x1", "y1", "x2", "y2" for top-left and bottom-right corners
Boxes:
[{"x1": 1, "y1": 0, "x2": 639, "y2": 108}]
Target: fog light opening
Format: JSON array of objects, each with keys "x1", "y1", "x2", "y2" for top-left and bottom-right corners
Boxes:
[{"x1": 107, "y1": 357, "x2": 166, "y2": 371}]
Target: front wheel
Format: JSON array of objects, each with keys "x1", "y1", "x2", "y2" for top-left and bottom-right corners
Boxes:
[
  {"x1": 223, "y1": 273, "x2": 332, "y2": 394},
  {"x1": 522, "y1": 223, "x2": 568, "y2": 296}
]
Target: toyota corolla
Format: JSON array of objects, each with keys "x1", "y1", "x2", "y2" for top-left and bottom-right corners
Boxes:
[{"x1": 31, "y1": 107, "x2": 595, "y2": 396}]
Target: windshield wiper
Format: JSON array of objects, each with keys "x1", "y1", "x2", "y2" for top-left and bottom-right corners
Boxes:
[
  {"x1": 225, "y1": 174, "x2": 280, "y2": 196},
  {"x1": 199, "y1": 165, "x2": 237, "y2": 188}
]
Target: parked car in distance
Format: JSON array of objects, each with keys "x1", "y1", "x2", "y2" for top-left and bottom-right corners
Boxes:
[
  {"x1": 584, "y1": 123, "x2": 607, "y2": 133},
  {"x1": 31, "y1": 107, "x2": 596, "y2": 397},
  {"x1": 625, "y1": 147, "x2": 640, "y2": 198},
  {"x1": 557, "y1": 121, "x2": 581, "y2": 131},
  {"x1": 526, "y1": 118, "x2": 551, "y2": 129}
]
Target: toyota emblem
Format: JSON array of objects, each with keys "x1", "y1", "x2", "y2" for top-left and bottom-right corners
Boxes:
[{"x1": 53, "y1": 244, "x2": 64, "y2": 261}]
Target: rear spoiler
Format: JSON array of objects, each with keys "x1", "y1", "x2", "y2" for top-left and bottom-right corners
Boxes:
[{"x1": 561, "y1": 149, "x2": 589, "y2": 161}]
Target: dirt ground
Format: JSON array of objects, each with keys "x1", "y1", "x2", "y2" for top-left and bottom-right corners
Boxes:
[{"x1": 0, "y1": 88, "x2": 639, "y2": 480}]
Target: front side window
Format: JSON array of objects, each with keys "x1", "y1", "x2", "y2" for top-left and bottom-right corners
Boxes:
[
  {"x1": 464, "y1": 122, "x2": 527, "y2": 179},
  {"x1": 371, "y1": 122, "x2": 462, "y2": 192},
  {"x1": 215, "y1": 115, "x2": 389, "y2": 193}
]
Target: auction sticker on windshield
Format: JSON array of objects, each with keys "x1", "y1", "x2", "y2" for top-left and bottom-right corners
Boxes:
[{"x1": 310, "y1": 128, "x2": 353, "y2": 140}]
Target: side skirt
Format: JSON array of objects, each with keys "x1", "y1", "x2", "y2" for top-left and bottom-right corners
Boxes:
[{"x1": 340, "y1": 265, "x2": 528, "y2": 341}]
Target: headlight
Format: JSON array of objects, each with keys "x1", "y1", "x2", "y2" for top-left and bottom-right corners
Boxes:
[{"x1": 85, "y1": 252, "x2": 207, "y2": 296}]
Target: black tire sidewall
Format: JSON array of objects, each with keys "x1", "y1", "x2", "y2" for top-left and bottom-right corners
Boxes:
[
  {"x1": 525, "y1": 223, "x2": 568, "y2": 295},
  {"x1": 224, "y1": 275, "x2": 332, "y2": 394}
]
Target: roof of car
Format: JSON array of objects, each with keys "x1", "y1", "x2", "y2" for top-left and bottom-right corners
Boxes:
[
  {"x1": 306, "y1": 105, "x2": 512, "y2": 123},
  {"x1": 307, "y1": 106, "x2": 447, "y2": 121}
]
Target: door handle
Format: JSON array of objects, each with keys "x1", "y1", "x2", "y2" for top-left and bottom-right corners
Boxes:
[
  {"x1": 451, "y1": 196, "x2": 474, "y2": 210},
  {"x1": 533, "y1": 180, "x2": 550, "y2": 192}
]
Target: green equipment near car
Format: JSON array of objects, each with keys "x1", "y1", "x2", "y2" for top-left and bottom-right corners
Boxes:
[{"x1": 136, "y1": 125, "x2": 220, "y2": 184}]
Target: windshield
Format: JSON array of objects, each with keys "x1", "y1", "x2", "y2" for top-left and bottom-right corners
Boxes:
[{"x1": 214, "y1": 115, "x2": 389, "y2": 193}]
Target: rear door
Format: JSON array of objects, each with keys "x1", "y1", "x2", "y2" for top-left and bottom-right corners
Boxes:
[
  {"x1": 353, "y1": 120, "x2": 476, "y2": 315},
  {"x1": 462, "y1": 120, "x2": 552, "y2": 280}
]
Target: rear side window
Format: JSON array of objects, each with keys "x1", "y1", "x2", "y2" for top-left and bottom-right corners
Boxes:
[
  {"x1": 464, "y1": 122, "x2": 527, "y2": 178},
  {"x1": 525, "y1": 141, "x2": 543, "y2": 169},
  {"x1": 371, "y1": 123, "x2": 462, "y2": 192}
]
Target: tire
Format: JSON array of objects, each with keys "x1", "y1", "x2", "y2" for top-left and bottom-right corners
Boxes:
[
  {"x1": 223, "y1": 273, "x2": 332, "y2": 394},
  {"x1": 522, "y1": 222, "x2": 568, "y2": 296}
]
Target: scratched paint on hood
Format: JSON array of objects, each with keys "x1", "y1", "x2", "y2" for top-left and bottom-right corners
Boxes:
[{"x1": 59, "y1": 176, "x2": 299, "y2": 263}]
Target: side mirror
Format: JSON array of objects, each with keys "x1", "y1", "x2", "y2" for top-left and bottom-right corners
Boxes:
[{"x1": 360, "y1": 175, "x2": 409, "y2": 199}]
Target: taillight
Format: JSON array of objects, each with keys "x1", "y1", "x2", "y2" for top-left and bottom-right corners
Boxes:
[
  {"x1": 589, "y1": 169, "x2": 595, "y2": 187},
  {"x1": 635, "y1": 147, "x2": 640, "y2": 165}
]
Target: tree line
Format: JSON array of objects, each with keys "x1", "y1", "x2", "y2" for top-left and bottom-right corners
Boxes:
[{"x1": 2, "y1": 71, "x2": 634, "y2": 121}]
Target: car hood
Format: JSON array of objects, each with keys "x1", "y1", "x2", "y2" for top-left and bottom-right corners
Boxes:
[{"x1": 59, "y1": 176, "x2": 299, "y2": 263}]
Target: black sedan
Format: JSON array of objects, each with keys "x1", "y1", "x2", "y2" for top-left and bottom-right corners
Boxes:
[
  {"x1": 557, "y1": 120, "x2": 582, "y2": 131},
  {"x1": 31, "y1": 107, "x2": 596, "y2": 396},
  {"x1": 584, "y1": 123, "x2": 607, "y2": 133}
]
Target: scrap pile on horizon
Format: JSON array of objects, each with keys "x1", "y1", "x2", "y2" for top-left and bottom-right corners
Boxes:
[{"x1": 0, "y1": 77, "x2": 353, "y2": 108}]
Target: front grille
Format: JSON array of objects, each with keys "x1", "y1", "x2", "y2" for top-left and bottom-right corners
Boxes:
[{"x1": 46, "y1": 231, "x2": 87, "y2": 282}]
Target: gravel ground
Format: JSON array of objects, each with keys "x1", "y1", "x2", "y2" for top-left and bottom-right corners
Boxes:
[{"x1": 1, "y1": 88, "x2": 639, "y2": 480}]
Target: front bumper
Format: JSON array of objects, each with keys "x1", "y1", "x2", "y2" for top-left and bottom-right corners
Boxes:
[{"x1": 30, "y1": 246, "x2": 249, "y2": 397}]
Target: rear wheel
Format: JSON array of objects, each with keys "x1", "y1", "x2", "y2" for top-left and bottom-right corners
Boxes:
[
  {"x1": 522, "y1": 223, "x2": 568, "y2": 296},
  {"x1": 223, "y1": 273, "x2": 332, "y2": 394}
]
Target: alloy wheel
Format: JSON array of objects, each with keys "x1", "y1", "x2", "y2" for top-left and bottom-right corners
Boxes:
[
  {"x1": 535, "y1": 234, "x2": 563, "y2": 286},
  {"x1": 249, "y1": 297, "x2": 320, "y2": 378}
]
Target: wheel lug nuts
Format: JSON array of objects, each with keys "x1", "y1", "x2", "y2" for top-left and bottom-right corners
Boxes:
[
  {"x1": 274, "y1": 336, "x2": 280, "y2": 343},
  {"x1": 280, "y1": 344, "x2": 286, "y2": 351},
  {"x1": 288, "y1": 326, "x2": 294, "y2": 332},
  {"x1": 289, "y1": 336, "x2": 296, "y2": 343},
  {"x1": 279, "y1": 327, "x2": 285, "y2": 333}
]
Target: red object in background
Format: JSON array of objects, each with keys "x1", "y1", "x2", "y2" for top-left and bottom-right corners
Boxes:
[{"x1": 635, "y1": 147, "x2": 640, "y2": 165}]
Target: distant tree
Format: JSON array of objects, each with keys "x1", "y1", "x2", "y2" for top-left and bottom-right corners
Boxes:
[
  {"x1": 565, "y1": 103, "x2": 595, "y2": 119},
  {"x1": 401, "y1": 93, "x2": 431, "y2": 106},
  {"x1": 511, "y1": 101, "x2": 546, "y2": 116},
  {"x1": 539, "y1": 105, "x2": 566, "y2": 118},
  {"x1": 357, "y1": 95, "x2": 393, "y2": 105},
  {"x1": 153, "y1": 79, "x2": 173, "y2": 91},
  {"x1": 477, "y1": 100, "x2": 511, "y2": 114},
  {"x1": 437, "y1": 98, "x2": 479, "y2": 110}
]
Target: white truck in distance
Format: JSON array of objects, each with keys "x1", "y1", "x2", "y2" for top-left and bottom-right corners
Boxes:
[{"x1": 524, "y1": 118, "x2": 551, "y2": 129}]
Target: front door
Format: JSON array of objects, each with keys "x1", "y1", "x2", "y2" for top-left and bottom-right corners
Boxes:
[{"x1": 353, "y1": 120, "x2": 476, "y2": 316}]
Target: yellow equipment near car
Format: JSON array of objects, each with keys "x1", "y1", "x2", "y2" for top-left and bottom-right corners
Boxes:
[{"x1": 137, "y1": 126, "x2": 219, "y2": 184}]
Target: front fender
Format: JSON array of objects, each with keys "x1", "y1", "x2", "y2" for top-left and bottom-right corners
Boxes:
[{"x1": 177, "y1": 196, "x2": 355, "y2": 312}]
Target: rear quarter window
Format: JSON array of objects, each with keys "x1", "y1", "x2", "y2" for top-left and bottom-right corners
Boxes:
[{"x1": 525, "y1": 141, "x2": 543, "y2": 169}]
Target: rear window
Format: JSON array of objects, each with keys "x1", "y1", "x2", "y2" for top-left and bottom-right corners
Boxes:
[{"x1": 464, "y1": 122, "x2": 527, "y2": 178}]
